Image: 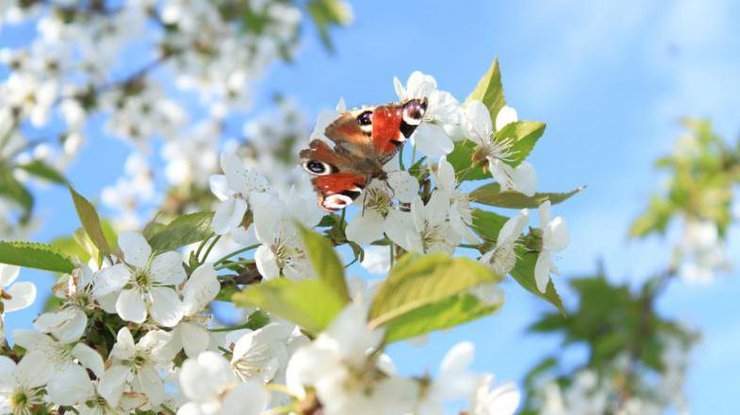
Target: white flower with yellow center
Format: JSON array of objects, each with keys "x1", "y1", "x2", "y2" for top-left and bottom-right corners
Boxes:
[
  {"x1": 0, "y1": 355, "x2": 46, "y2": 415},
  {"x1": 13, "y1": 329, "x2": 104, "y2": 406},
  {"x1": 92, "y1": 232, "x2": 185, "y2": 327},
  {"x1": 98, "y1": 327, "x2": 172, "y2": 409},
  {"x1": 480, "y1": 209, "x2": 529, "y2": 277},
  {"x1": 464, "y1": 100, "x2": 537, "y2": 196}
]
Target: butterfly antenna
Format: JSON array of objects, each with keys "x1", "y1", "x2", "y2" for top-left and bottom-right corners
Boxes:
[{"x1": 385, "y1": 179, "x2": 397, "y2": 199}]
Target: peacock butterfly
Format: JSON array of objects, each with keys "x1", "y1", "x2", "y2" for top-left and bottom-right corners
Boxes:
[{"x1": 300, "y1": 98, "x2": 427, "y2": 212}]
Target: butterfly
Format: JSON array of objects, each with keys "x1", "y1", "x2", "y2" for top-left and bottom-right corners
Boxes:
[{"x1": 300, "y1": 98, "x2": 428, "y2": 212}]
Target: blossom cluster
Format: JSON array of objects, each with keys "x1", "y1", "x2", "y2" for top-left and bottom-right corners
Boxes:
[
  {"x1": 0, "y1": 60, "x2": 574, "y2": 414},
  {"x1": 0, "y1": 0, "x2": 325, "y2": 235}
]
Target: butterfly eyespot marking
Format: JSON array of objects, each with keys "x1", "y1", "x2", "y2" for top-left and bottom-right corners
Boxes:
[
  {"x1": 356, "y1": 110, "x2": 373, "y2": 134},
  {"x1": 323, "y1": 193, "x2": 354, "y2": 210},
  {"x1": 402, "y1": 99, "x2": 426, "y2": 127},
  {"x1": 302, "y1": 160, "x2": 334, "y2": 176}
]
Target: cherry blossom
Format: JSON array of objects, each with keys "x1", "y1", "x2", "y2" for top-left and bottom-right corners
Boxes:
[
  {"x1": 178, "y1": 351, "x2": 269, "y2": 415},
  {"x1": 287, "y1": 302, "x2": 417, "y2": 415},
  {"x1": 98, "y1": 327, "x2": 172, "y2": 409},
  {"x1": 480, "y1": 209, "x2": 529, "y2": 276},
  {"x1": 534, "y1": 201, "x2": 569, "y2": 293},
  {"x1": 464, "y1": 100, "x2": 537, "y2": 196},
  {"x1": 394, "y1": 71, "x2": 458, "y2": 158},
  {"x1": 210, "y1": 152, "x2": 272, "y2": 237},
  {"x1": 92, "y1": 232, "x2": 185, "y2": 326}
]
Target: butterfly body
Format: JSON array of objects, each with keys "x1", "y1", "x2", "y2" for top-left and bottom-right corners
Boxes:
[{"x1": 300, "y1": 98, "x2": 427, "y2": 211}]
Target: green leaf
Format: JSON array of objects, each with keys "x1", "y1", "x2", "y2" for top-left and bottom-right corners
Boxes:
[
  {"x1": 298, "y1": 225, "x2": 350, "y2": 303},
  {"x1": 68, "y1": 187, "x2": 114, "y2": 256},
  {"x1": 629, "y1": 197, "x2": 674, "y2": 238},
  {"x1": 446, "y1": 140, "x2": 488, "y2": 181},
  {"x1": 369, "y1": 253, "x2": 501, "y2": 334},
  {"x1": 470, "y1": 209, "x2": 509, "y2": 241},
  {"x1": 0, "y1": 165, "x2": 33, "y2": 222},
  {"x1": 147, "y1": 211, "x2": 214, "y2": 253},
  {"x1": 471, "y1": 183, "x2": 584, "y2": 209},
  {"x1": 467, "y1": 58, "x2": 506, "y2": 119},
  {"x1": 0, "y1": 241, "x2": 75, "y2": 273},
  {"x1": 232, "y1": 278, "x2": 345, "y2": 335},
  {"x1": 307, "y1": 0, "x2": 352, "y2": 52},
  {"x1": 495, "y1": 121, "x2": 546, "y2": 166},
  {"x1": 16, "y1": 160, "x2": 67, "y2": 184},
  {"x1": 382, "y1": 292, "x2": 501, "y2": 343},
  {"x1": 51, "y1": 235, "x2": 91, "y2": 264},
  {"x1": 510, "y1": 249, "x2": 565, "y2": 314}
]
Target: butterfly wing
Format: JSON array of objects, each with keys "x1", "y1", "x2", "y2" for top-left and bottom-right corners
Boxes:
[
  {"x1": 324, "y1": 98, "x2": 428, "y2": 164},
  {"x1": 299, "y1": 139, "x2": 368, "y2": 212}
]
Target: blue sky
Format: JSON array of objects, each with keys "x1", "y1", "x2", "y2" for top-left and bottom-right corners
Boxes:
[{"x1": 3, "y1": 1, "x2": 740, "y2": 413}]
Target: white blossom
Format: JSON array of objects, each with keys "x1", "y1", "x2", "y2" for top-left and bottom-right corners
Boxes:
[
  {"x1": 433, "y1": 157, "x2": 481, "y2": 244},
  {"x1": 178, "y1": 351, "x2": 269, "y2": 415},
  {"x1": 13, "y1": 329, "x2": 104, "y2": 406},
  {"x1": 169, "y1": 263, "x2": 220, "y2": 357},
  {"x1": 534, "y1": 201, "x2": 569, "y2": 293},
  {"x1": 414, "y1": 342, "x2": 478, "y2": 415},
  {"x1": 464, "y1": 100, "x2": 537, "y2": 196},
  {"x1": 93, "y1": 232, "x2": 185, "y2": 326},
  {"x1": 394, "y1": 71, "x2": 458, "y2": 157},
  {"x1": 98, "y1": 327, "x2": 172, "y2": 409},
  {"x1": 480, "y1": 209, "x2": 529, "y2": 276},
  {"x1": 470, "y1": 374, "x2": 520, "y2": 415},
  {"x1": 287, "y1": 302, "x2": 416, "y2": 415},
  {"x1": 0, "y1": 355, "x2": 46, "y2": 415},
  {"x1": 210, "y1": 152, "x2": 272, "y2": 237},
  {"x1": 346, "y1": 165, "x2": 419, "y2": 245}
]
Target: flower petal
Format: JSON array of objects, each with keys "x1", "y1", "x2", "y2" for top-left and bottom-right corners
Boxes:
[
  {"x1": 413, "y1": 123, "x2": 454, "y2": 158},
  {"x1": 498, "y1": 209, "x2": 529, "y2": 244},
  {"x1": 209, "y1": 174, "x2": 230, "y2": 201},
  {"x1": 255, "y1": 245, "x2": 280, "y2": 280},
  {"x1": 346, "y1": 210, "x2": 386, "y2": 245},
  {"x1": 98, "y1": 365, "x2": 130, "y2": 407},
  {"x1": 360, "y1": 245, "x2": 391, "y2": 275},
  {"x1": 512, "y1": 161, "x2": 537, "y2": 197},
  {"x1": 440, "y1": 341, "x2": 475, "y2": 375},
  {"x1": 545, "y1": 216, "x2": 570, "y2": 252},
  {"x1": 386, "y1": 171, "x2": 420, "y2": 203},
  {"x1": 495, "y1": 105, "x2": 518, "y2": 131},
  {"x1": 93, "y1": 263, "x2": 131, "y2": 297},
  {"x1": 181, "y1": 322, "x2": 210, "y2": 358},
  {"x1": 72, "y1": 342, "x2": 105, "y2": 378},
  {"x1": 182, "y1": 263, "x2": 219, "y2": 316},
  {"x1": 116, "y1": 288, "x2": 147, "y2": 324},
  {"x1": 0, "y1": 264, "x2": 20, "y2": 287},
  {"x1": 212, "y1": 198, "x2": 248, "y2": 235},
  {"x1": 16, "y1": 351, "x2": 53, "y2": 387},
  {"x1": 47, "y1": 364, "x2": 94, "y2": 405},
  {"x1": 150, "y1": 251, "x2": 186, "y2": 285},
  {"x1": 134, "y1": 365, "x2": 165, "y2": 406},
  {"x1": 464, "y1": 100, "x2": 493, "y2": 143},
  {"x1": 3, "y1": 281, "x2": 36, "y2": 312},
  {"x1": 222, "y1": 381, "x2": 270, "y2": 415},
  {"x1": 118, "y1": 232, "x2": 152, "y2": 268},
  {"x1": 534, "y1": 251, "x2": 552, "y2": 293},
  {"x1": 34, "y1": 308, "x2": 87, "y2": 343},
  {"x1": 435, "y1": 158, "x2": 456, "y2": 193},
  {"x1": 111, "y1": 327, "x2": 136, "y2": 360},
  {"x1": 150, "y1": 287, "x2": 183, "y2": 327}
]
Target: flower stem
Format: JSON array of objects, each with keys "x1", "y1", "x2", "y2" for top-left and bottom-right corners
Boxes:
[
  {"x1": 201, "y1": 234, "x2": 222, "y2": 262},
  {"x1": 213, "y1": 244, "x2": 260, "y2": 265}
]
